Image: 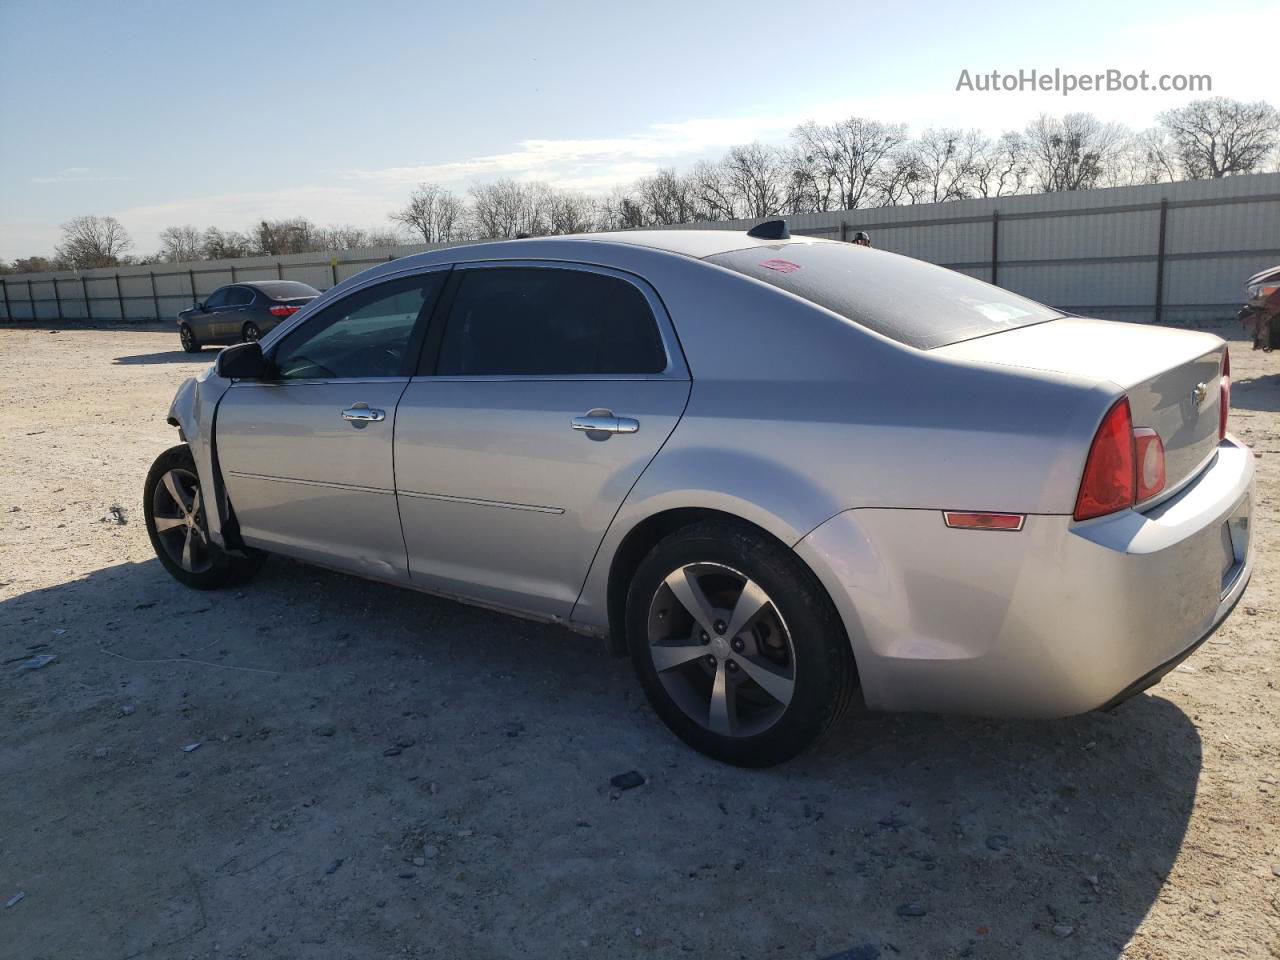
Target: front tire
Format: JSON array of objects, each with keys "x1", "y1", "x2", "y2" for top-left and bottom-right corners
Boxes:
[
  {"x1": 143, "y1": 444, "x2": 264, "y2": 589},
  {"x1": 626, "y1": 519, "x2": 857, "y2": 767},
  {"x1": 179, "y1": 324, "x2": 201, "y2": 353}
]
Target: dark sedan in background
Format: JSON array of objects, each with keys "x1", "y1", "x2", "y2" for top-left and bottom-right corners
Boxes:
[{"x1": 178, "y1": 280, "x2": 320, "y2": 352}]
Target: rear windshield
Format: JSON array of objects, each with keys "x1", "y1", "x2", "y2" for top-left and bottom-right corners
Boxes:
[
  {"x1": 707, "y1": 242, "x2": 1060, "y2": 349},
  {"x1": 252, "y1": 281, "x2": 319, "y2": 300}
]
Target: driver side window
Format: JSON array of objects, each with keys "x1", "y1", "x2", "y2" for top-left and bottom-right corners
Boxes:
[
  {"x1": 273, "y1": 271, "x2": 446, "y2": 380},
  {"x1": 204, "y1": 288, "x2": 229, "y2": 309}
]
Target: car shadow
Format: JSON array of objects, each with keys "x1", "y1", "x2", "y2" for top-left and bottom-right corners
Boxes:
[
  {"x1": 1231, "y1": 373, "x2": 1280, "y2": 413},
  {"x1": 112, "y1": 350, "x2": 217, "y2": 365},
  {"x1": 0, "y1": 557, "x2": 1200, "y2": 959}
]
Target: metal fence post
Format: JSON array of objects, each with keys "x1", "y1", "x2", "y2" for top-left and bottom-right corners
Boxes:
[
  {"x1": 52, "y1": 278, "x2": 63, "y2": 320},
  {"x1": 991, "y1": 210, "x2": 1000, "y2": 286},
  {"x1": 115, "y1": 273, "x2": 125, "y2": 320},
  {"x1": 330, "y1": 259, "x2": 338, "y2": 288},
  {"x1": 27, "y1": 279, "x2": 35, "y2": 320},
  {"x1": 150, "y1": 271, "x2": 160, "y2": 320},
  {"x1": 0, "y1": 278, "x2": 10, "y2": 321},
  {"x1": 82, "y1": 276, "x2": 93, "y2": 319},
  {"x1": 839, "y1": 222, "x2": 849, "y2": 243},
  {"x1": 276, "y1": 262, "x2": 283, "y2": 280},
  {"x1": 1154, "y1": 198, "x2": 1168, "y2": 325},
  {"x1": 189, "y1": 269, "x2": 198, "y2": 305},
  {"x1": 230, "y1": 264, "x2": 237, "y2": 282}
]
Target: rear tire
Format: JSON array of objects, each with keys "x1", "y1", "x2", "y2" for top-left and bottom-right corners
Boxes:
[
  {"x1": 242, "y1": 321, "x2": 261, "y2": 343},
  {"x1": 179, "y1": 324, "x2": 201, "y2": 353},
  {"x1": 626, "y1": 519, "x2": 856, "y2": 767},
  {"x1": 144, "y1": 444, "x2": 264, "y2": 590}
]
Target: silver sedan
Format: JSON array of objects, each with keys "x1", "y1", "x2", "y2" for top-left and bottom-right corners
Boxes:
[{"x1": 145, "y1": 225, "x2": 1254, "y2": 766}]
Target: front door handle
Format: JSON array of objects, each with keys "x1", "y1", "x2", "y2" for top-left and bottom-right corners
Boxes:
[
  {"x1": 571, "y1": 409, "x2": 639, "y2": 438},
  {"x1": 341, "y1": 402, "x2": 386, "y2": 423}
]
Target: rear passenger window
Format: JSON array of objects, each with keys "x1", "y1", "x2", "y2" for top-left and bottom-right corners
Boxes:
[
  {"x1": 229, "y1": 287, "x2": 254, "y2": 306},
  {"x1": 433, "y1": 267, "x2": 667, "y2": 377}
]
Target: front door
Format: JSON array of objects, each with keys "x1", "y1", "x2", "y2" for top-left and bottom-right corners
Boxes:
[
  {"x1": 216, "y1": 269, "x2": 449, "y2": 581},
  {"x1": 395, "y1": 263, "x2": 690, "y2": 618}
]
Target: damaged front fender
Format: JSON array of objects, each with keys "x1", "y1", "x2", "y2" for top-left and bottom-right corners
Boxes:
[{"x1": 165, "y1": 365, "x2": 233, "y2": 548}]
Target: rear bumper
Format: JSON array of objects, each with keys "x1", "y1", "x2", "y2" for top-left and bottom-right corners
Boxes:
[{"x1": 796, "y1": 437, "x2": 1256, "y2": 718}]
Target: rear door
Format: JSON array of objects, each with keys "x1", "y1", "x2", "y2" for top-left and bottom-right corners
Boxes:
[
  {"x1": 215, "y1": 268, "x2": 449, "y2": 580},
  {"x1": 220, "y1": 285, "x2": 254, "y2": 339},
  {"x1": 395, "y1": 262, "x2": 690, "y2": 617}
]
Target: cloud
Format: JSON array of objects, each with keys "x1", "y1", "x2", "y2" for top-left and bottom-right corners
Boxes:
[
  {"x1": 31, "y1": 167, "x2": 131, "y2": 184},
  {"x1": 106, "y1": 184, "x2": 403, "y2": 252}
]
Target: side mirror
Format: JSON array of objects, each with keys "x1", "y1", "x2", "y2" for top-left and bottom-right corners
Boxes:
[
  {"x1": 196, "y1": 302, "x2": 206, "y2": 311},
  {"x1": 216, "y1": 341, "x2": 268, "y2": 380}
]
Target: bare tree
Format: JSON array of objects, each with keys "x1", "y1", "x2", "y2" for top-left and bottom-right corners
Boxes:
[
  {"x1": 201, "y1": 228, "x2": 252, "y2": 260},
  {"x1": 1025, "y1": 113, "x2": 1128, "y2": 191},
  {"x1": 790, "y1": 117, "x2": 909, "y2": 211},
  {"x1": 1158, "y1": 97, "x2": 1280, "y2": 179},
  {"x1": 253, "y1": 218, "x2": 320, "y2": 255},
  {"x1": 2, "y1": 255, "x2": 54, "y2": 274},
  {"x1": 390, "y1": 182, "x2": 468, "y2": 243},
  {"x1": 544, "y1": 189, "x2": 598, "y2": 234},
  {"x1": 469, "y1": 179, "x2": 529, "y2": 238},
  {"x1": 365, "y1": 228, "x2": 408, "y2": 248},
  {"x1": 909, "y1": 128, "x2": 974, "y2": 204},
  {"x1": 635, "y1": 168, "x2": 704, "y2": 225},
  {"x1": 689, "y1": 160, "x2": 740, "y2": 221},
  {"x1": 55, "y1": 215, "x2": 132, "y2": 268},
  {"x1": 316, "y1": 225, "x2": 369, "y2": 250},
  {"x1": 877, "y1": 146, "x2": 926, "y2": 206},
  {"x1": 721, "y1": 143, "x2": 789, "y2": 218},
  {"x1": 158, "y1": 225, "x2": 203, "y2": 263},
  {"x1": 966, "y1": 131, "x2": 1031, "y2": 198}
]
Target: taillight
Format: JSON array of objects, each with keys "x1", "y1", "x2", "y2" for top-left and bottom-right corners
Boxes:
[
  {"x1": 269, "y1": 305, "x2": 301, "y2": 317},
  {"x1": 1219, "y1": 349, "x2": 1230, "y2": 440},
  {"x1": 1074, "y1": 398, "x2": 1136, "y2": 521},
  {"x1": 1133, "y1": 428, "x2": 1166, "y2": 501}
]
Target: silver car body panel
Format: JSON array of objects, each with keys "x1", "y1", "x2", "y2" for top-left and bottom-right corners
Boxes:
[{"x1": 163, "y1": 231, "x2": 1255, "y2": 716}]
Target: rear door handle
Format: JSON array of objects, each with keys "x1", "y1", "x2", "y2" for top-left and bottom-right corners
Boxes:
[
  {"x1": 342, "y1": 403, "x2": 386, "y2": 423},
  {"x1": 571, "y1": 410, "x2": 639, "y2": 436}
]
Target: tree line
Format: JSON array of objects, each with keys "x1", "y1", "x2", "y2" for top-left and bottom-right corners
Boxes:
[{"x1": 4, "y1": 97, "x2": 1276, "y2": 274}]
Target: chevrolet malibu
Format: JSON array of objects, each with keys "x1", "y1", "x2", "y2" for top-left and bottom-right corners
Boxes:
[{"x1": 145, "y1": 225, "x2": 1254, "y2": 766}]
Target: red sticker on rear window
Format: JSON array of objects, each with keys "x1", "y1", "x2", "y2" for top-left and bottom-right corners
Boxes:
[{"x1": 760, "y1": 258, "x2": 801, "y2": 273}]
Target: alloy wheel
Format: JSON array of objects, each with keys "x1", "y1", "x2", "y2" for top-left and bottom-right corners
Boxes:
[
  {"x1": 646, "y1": 562, "x2": 796, "y2": 738},
  {"x1": 243, "y1": 323, "x2": 261, "y2": 342},
  {"x1": 180, "y1": 326, "x2": 194, "y2": 350},
  {"x1": 151, "y1": 467, "x2": 212, "y2": 573}
]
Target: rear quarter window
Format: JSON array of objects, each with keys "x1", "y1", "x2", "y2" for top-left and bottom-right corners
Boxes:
[{"x1": 708, "y1": 242, "x2": 1060, "y2": 349}]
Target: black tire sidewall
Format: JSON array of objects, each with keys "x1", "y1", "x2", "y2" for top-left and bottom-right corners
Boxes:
[
  {"x1": 626, "y1": 520, "x2": 854, "y2": 767},
  {"x1": 143, "y1": 444, "x2": 244, "y2": 590},
  {"x1": 179, "y1": 325, "x2": 200, "y2": 353}
]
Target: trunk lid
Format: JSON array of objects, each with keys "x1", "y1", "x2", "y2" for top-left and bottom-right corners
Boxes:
[{"x1": 936, "y1": 317, "x2": 1227, "y2": 496}]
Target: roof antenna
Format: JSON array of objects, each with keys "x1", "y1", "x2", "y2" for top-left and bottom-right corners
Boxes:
[{"x1": 746, "y1": 219, "x2": 790, "y2": 240}]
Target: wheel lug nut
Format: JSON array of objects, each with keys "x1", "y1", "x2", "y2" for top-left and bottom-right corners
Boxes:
[
  {"x1": 714, "y1": 620, "x2": 727, "y2": 634},
  {"x1": 700, "y1": 632, "x2": 709, "y2": 642},
  {"x1": 727, "y1": 660, "x2": 739, "y2": 672},
  {"x1": 731, "y1": 638, "x2": 745, "y2": 652},
  {"x1": 705, "y1": 655, "x2": 717, "y2": 668}
]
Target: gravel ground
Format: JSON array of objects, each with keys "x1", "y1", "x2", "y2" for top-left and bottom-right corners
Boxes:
[{"x1": 0, "y1": 324, "x2": 1277, "y2": 960}]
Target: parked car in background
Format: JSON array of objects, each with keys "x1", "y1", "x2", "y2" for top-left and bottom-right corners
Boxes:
[
  {"x1": 177, "y1": 280, "x2": 320, "y2": 353},
  {"x1": 1238, "y1": 264, "x2": 1280, "y2": 351},
  {"x1": 146, "y1": 225, "x2": 1253, "y2": 766}
]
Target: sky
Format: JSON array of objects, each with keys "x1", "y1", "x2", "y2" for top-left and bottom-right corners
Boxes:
[{"x1": 1, "y1": 0, "x2": 1277, "y2": 260}]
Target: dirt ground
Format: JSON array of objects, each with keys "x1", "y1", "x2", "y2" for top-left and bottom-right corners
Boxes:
[{"x1": 0, "y1": 323, "x2": 1276, "y2": 960}]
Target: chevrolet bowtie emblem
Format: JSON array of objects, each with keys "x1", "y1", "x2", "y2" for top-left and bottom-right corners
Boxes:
[{"x1": 1191, "y1": 382, "x2": 1208, "y2": 406}]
